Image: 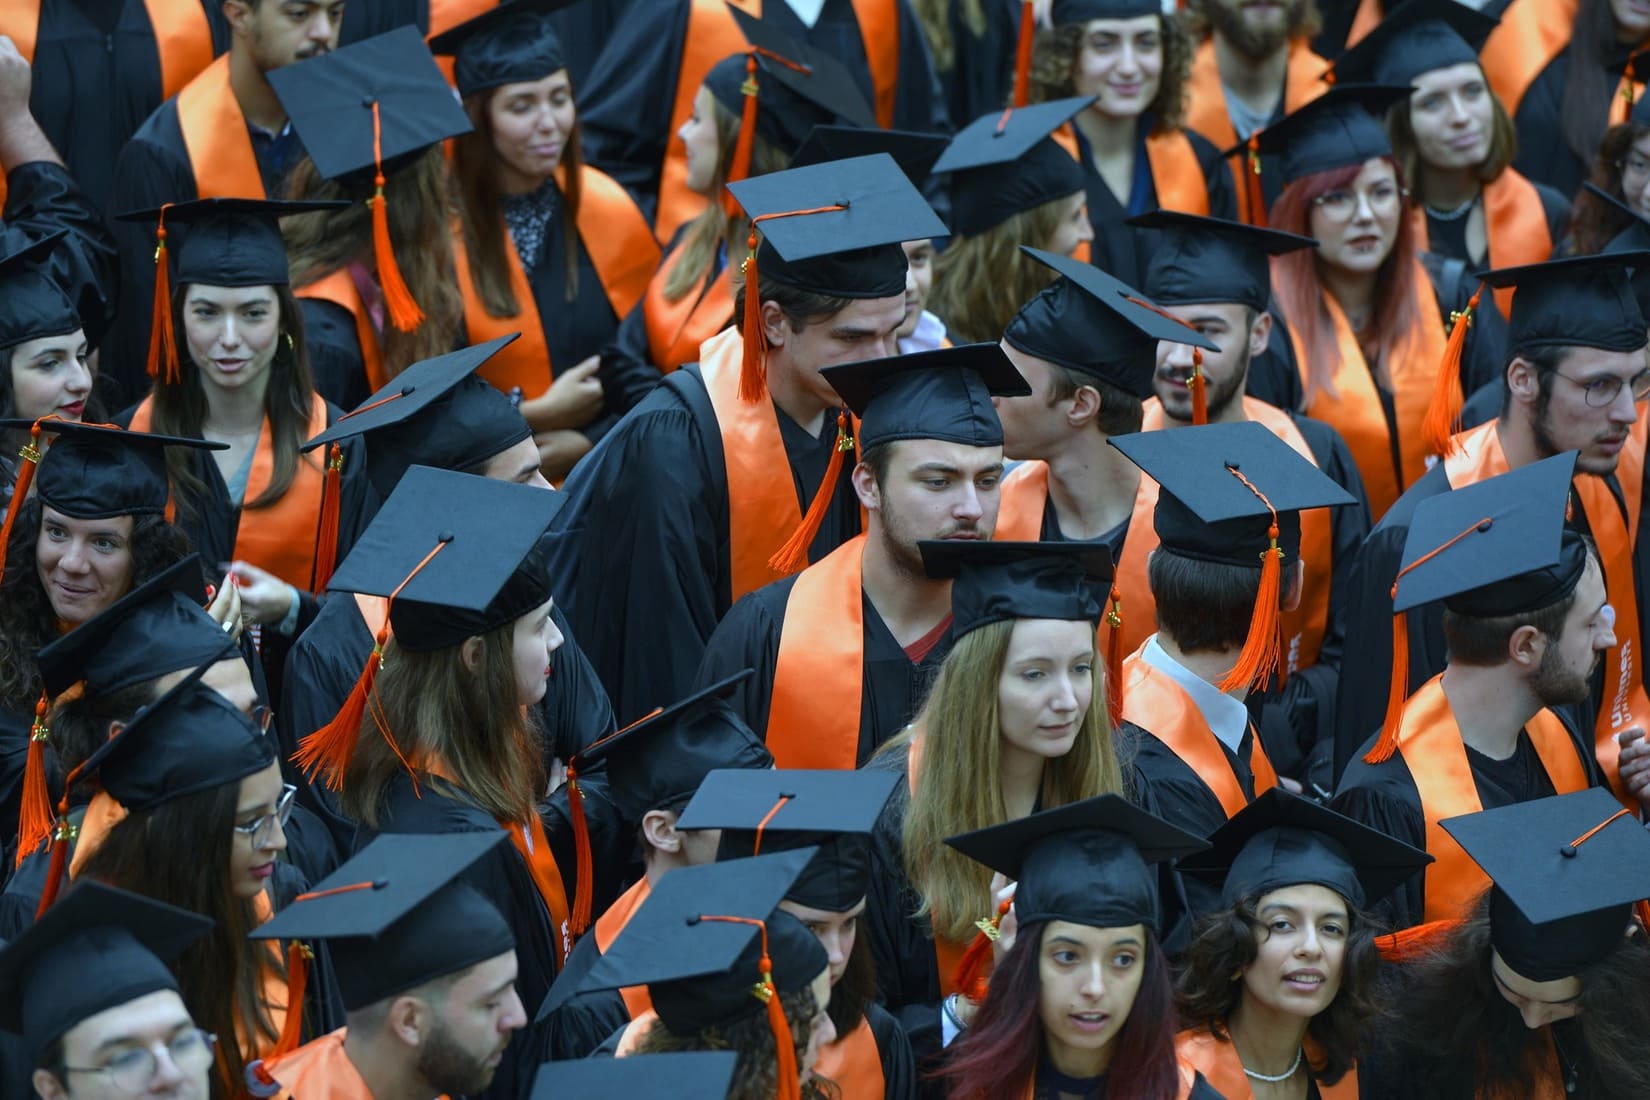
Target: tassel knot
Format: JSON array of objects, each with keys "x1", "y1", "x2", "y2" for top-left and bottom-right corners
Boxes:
[
  {"x1": 1422, "y1": 281, "x2": 1484, "y2": 460},
  {"x1": 16, "y1": 691, "x2": 52, "y2": 868},
  {"x1": 1190, "y1": 347, "x2": 1208, "y2": 426},
  {"x1": 146, "y1": 206, "x2": 179, "y2": 384},
  {"x1": 767, "y1": 411, "x2": 854, "y2": 575},
  {"x1": 1216, "y1": 468, "x2": 1286, "y2": 694},
  {"x1": 953, "y1": 896, "x2": 1014, "y2": 1003},
  {"x1": 0, "y1": 420, "x2": 46, "y2": 582}
]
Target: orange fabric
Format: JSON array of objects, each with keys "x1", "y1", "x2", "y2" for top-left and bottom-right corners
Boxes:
[
  {"x1": 1410, "y1": 169, "x2": 1552, "y2": 319},
  {"x1": 129, "y1": 393, "x2": 331, "y2": 591},
  {"x1": 593, "y1": 877, "x2": 656, "y2": 1021},
  {"x1": 1176, "y1": 1030, "x2": 1359, "y2": 1100},
  {"x1": 297, "y1": 269, "x2": 388, "y2": 393},
  {"x1": 767, "y1": 536, "x2": 867, "y2": 770},
  {"x1": 66, "y1": 791, "x2": 127, "y2": 879},
  {"x1": 1480, "y1": 0, "x2": 1577, "y2": 122},
  {"x1": 7, "y1": 0, "x2": 214, "y2": 97},
  {"x1": 993, "y1": 459, "x2": 1048, "y2": 541},
  {"x1": 353, "y1": 593, "x2": 388, "y2": 640},
  {"x1": 644, "y1": 239, "x2": 736, "y2": 372},
  {"x1": 1344, "y1": 0, "x2": 1381, "y2": 47},
  {"x1": 263, "y1": 1029, "x2": 382, "y2": 1100},
  {"x1": 654, "y1": 0, "x2": 900, "y2": 244},
  {"x1": 175, "y1": 55, "x2": 266, "y2": 201},
  {"x1": 238, "y1": 891, "x2": 292, "y2": 1065},
  {"x1": 1394, "y1": 675, "x2": 1588, "y2": 922},
  {"x1": 813, "y1": 1017, "x2": 886, "y2": 1098},
  {"x1": 1443, "y1": 420, "x2": 1650, "y2": 806},
  {"x1": 1144, "y1": 131, "x2": 1210, "y2": 216},
  {"x1": 1288, "y1": 260, "x2": 1447, "y2": 520},
  {"x1": 1120, "y1": 647, "x2": 1278, "y2": 818},
  {"x1": 511, "y1": 812, "x2": 576, "y2": 965}
]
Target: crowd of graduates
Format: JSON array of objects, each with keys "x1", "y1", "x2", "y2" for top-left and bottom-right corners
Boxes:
[{"x1": 4, "y1": 0, "x2": 1650, "y2": 1097}]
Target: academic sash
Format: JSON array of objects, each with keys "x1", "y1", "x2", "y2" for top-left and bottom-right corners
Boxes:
[
  {"x1": 655, "y1": 0, "x2": 899, "y2": 243},
  {"x1": 6, "y1": 0, "x2": 213, "y2": 98},
  {"x1": 1394, "y1": 675, "x2": 1588, "y2": 923},
  {"x1": 511, "y1": 812, "x2": 575, "y2": 966},
  {"x1": 1443, "y1": 420, "x2": 1650, "y2": 806},
  {"x1": 1409, "y1": 169, "x2": 1552, "y2": 320},
  {"x1": 593, "y1": 877, "x2": 656, "y2": 1020},
  {"x1": 1479, "y1": 0, "x2": 1577, "y2": 122},
  {"x1": 1184, "y1": 37, "x2": 1329, "y2": 225},
  {"x1": 296, "y1": 268, "x2": 388, "y2": 393},
  {"x1": 1053, "y1": 125, "x2": 1210, "y2": 217},
  {"x1": 905, "y1": 732, "x2": 975, "y2": 1000},
  {"x1": 992, "y1": 459, "x2": 1049, "y2": 542},
  {"x1": 453, "y1": 164, "x2": 660, "y2": 400},
  {"x1": 767, "y1": 536, "x2": 867, "y2": 770},
  {"x1": 644, "y1": 242, "x2": 737, "y2": 373},
  {"x1": 429, "y1": 0, "x2": 498, "y2": 83},
  {"x1": 175, "y1": 55, "x2": 266, "y2": 201},
  {"x1": 264, "y1": 1030, "x2": 375, "y2": 1100},
  {"x1": 1121, "y1": 649, "x2": 1279, "y2": 819},
  {"x1": 1288, "y1": 262, "x2": 1447, "y2": 520},
  {"x1": 129, "y1": 393, "x2": 331, "y2": 592},
  {"x1": 1177, "y1": 1030, "x2": 1359, "y2": 1100},
  {"x1": 813, "y1": 1018, "x2": 886, "y2": 1099}
]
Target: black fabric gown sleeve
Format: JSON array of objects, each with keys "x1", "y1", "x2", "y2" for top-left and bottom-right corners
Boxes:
[
  {"x1": 867, "y1": 1001, "x2": 918, "y2": 1100},
  {"x1": 599, "y1": 295, "x2": 668, "y2": 416},
  {"x1": 1, "y1": 161, "x2": 120, "y2": 355},
  {"x1": 537, "y1": 921, "x2": 634, "y2": 1061},
  {"x1": 932, "y1": 0, "x2": 1018, "y2": 134},
  {"x1": 540, "y1": 605, "x2": 618, "y2": 761},
  {"x1": 299, "y1": 298, "x2": 373, "y2": 412},
  {"x1": 0, "y1": 707, "x2": 27, "y2": 873},
  {"x1": 531, "y1": 213, "x2": 625, "y2": 444},
  {"x1": 694, "y1": 579, "x2": 792, "y2": 737},
  {"x1": 891, "y1": 0, "x2": 951, "y2": 135},
  {"x1": 277, "y1": 594, "x2": 371, "y2": 855},
  {"x1": 1330, "y1": 744, "x2": 1429, "y2": 929},
  {"x1": 1192, "y1": 127, "x2": 1239, "y2": 222},
  {"x1": 0, "y1": 841, "x2": 50, "y2": 937},
  {"x1": 1535, "y1": 180, "x2": 1571, "y2": 252},
  {"x1": 1510, "y1": 53, "x2": 1589, "y2": 201}
]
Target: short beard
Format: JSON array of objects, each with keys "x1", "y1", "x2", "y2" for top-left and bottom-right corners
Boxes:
[
  {"x1": 1161, "y1": 344, "x2": 1251, "y2": 424},
  {"x1": 1531, "y1": 376, "x2": 1619, "y2": 476},
  {"x1": 1204, "y1": 0, "x2": 1299, "y2": 61},
  {"x1": 416, "y1": 1019, "x2": 500, "y2": 1097},
  {"x1": 1530, "y1": 642, "x2": 1595, "y2": 707}
]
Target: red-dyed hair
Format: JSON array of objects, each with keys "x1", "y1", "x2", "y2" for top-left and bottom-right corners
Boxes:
[
  {"x1": 1268, "y1": 158, "x2": 1421, "y2": 404},
  {"x1": 935, "y1": 921, "x2": 1181, "y2": 1100}
]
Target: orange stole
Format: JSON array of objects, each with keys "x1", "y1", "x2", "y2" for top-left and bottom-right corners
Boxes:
[
  {"x1": 644, "y1": 241, "x2": 736, "y2": 373},
  {"x1": 511, "y1": 812, "x2": 576, "y2": 965},
  {"x1": 654, "y1": 0, "x2": 899, "y2": 244},
  {"x1": 1443, "y1": 420, "x2": 1650, "y2": 806},
  {"x1": 813, "y1": 1018, "x2": 886, "y2": 1099},
  {"x1": 297, "y1": 269, "x2": 388, "y2": 393},
  {"x1": 767, "y1": 536, "x2": 868, "y2": 770},
  {"x1": 1053, "y1": 125, "x2": 1210, "y2": 216},
  {"x1": 993, "y1": 460, "x2": 1049, "y2": 541},
  {"x1": 1393, "y1": 676, "x2": 1588, "y2": 923},
  {"x1": 593, "y1": 878, "x2": 656, "y2": 1020},
  {"x1": 129, "y1": 393, "x2": 331, "y2": 592},
  {"x1": 5, "y1": 0, "x2": 213, "y2": 97},
  {"x1": 240, "y1": 890, "x2": 292, "y2": 1066},
  {"x1": 1120, "y1": 649, "x2": 1279, "y2": 818},
  {"x1": 429, "y1": 0, "x2": 499, "y2": 83},
  {"x1": 1288, "y1": 261, "x2": 1446, "y2": 520},
  {"x1": 1480, "y1": 0, "x2": 1578, "y2": 122},
  {"x1": 1410, "y1": 169, "x2": 1552, "y2": 319},
  {"x1": 175, "y1": 55, "x2": 265, "y2": 201},
  {"x1": 1177, "y1": 1030, "x2": 1359, "y2": 1100},
  {"x1": 905, "y1": 732, "x2": 974, "y2": 999},
  {"x1": 264, "y1": 1029, "x2": 377, "y2": 1100}
]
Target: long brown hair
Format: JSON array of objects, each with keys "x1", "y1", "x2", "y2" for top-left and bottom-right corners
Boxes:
[
  {"x1": 928, "y1": 200, "x2": 1070, "y2": 345},
  {"x1": 633, "y1": 986, "x2": 836, "y2": 1100},
  {"x1": 1570, "y1": 122, "x2": 1650, "y2": 255},
  {"x1": 453, "y1": 85, "x2": 585, "y2": 314},
  {"x1": 910, "y1": 0, "x2": 985, "y2": 75},
  {"x1": 1028, "y1": 13, "x2": 1193, "y2": 133},
  {"x1": 1386, "y1": 72, "x2": 1519, "y2": 206},
  {"x1": 338, "y1": 624, "x2": 545, "y2": 828},
  {"x1": 149, "y1": 285, "x2": 316, "y2": 517},
  {"x1": 282, "y1": 146, "x2": 463, "y2": 381}
]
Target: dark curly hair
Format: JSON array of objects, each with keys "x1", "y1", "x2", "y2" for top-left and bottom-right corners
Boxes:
[
  {"x1": 633, "y1": 985, "x2": 838, "y2": 1100},
  {"x1": 1176, "y1": 890, "x2": 1383, "y2": 1086},
  {"x1": 1027, "y1": 13, "x2": 1192, "y2": 133},
  {"x1": 1568, "y1": 122, "x2": 1650, "y2": 255}
]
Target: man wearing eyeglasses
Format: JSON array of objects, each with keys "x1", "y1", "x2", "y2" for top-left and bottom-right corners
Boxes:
[{"x1": 1335, "y1": 251, "x2": 1650, "y2": 806}]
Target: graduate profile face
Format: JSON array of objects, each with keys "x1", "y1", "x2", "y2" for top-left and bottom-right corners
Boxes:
[
  {"x1": 858, "y1": 439, "x2": 1003, "y2": 573},
  {"x1": 995, "y1": 617, "x2": 1096, "y2": 762},
  {"x1": 414, "y1": 949, "x2": 527, "y2": 1096},
  {"x1": 7, "y1": 329, "x2": 91, "y2": 423},
  {"x1": 1529, "y1": 556, "x2": 1612, "y2": 707},
  {"x1": 1043, "y1": 192, "x2": 1095, "y2": 260},
  {"x1": 181, "y1": 285, "x2": 281, "y2": 399},
  {"x1": 799, "y1": 966, "x2": 836, "y2": 1087},
  {"x1": 1620, "y1": 132, "x2": 1650, "y2": 220},
  {"x1": 1522, "y1": 344, "x2": 1645, "y2": 475},
  {"x1": 1035, "y1": 920, "x2": 1147, "y2": 1075},
  {"x1": 36, "y1": 507, "x2": 136, "y2": 627},
  {"x1": 897, "y1": 240, "x2": 936, "y2": 339},
  {"x1": 33, "y1": 989, "x2": 210, "y2": 1100},
  {"x1": 227, "y1": 0, "x2": 343, "y2": 69},
  {"x1": 679, "y1": 87, "x2": 722, "y2": 197},
  {"x1": 1153, "y1": 301, "x2": 1267, "y2": 425},
  {"x1": 509, "y1": 597, "x2": 564, "y2": 707},
  {"x1": 992, "y1": 345, "x2": 1077, "y2": 461},
  {"x1": 764, "y1": 294, "x2": 905, "y2": 406},
  {"x1": 1073, "y1": 16, "x2": 1163, "y2": 122},
  {"x1": 485, "y1": 71, "x2": 576, "y2": 193}
]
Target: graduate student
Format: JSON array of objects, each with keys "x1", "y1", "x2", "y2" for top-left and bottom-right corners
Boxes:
[
  {"x1": 249, "y1": 833, "x2": 530, "y2": 1100},
  {"x1": 538, "y1": 674, "x2": 774, "y2": 1061},
  {"x1": 0, "y1": 882, "x2": 215, "y2": 1100},
  {"x1": 0, "y1": 235, "x2": 94, "y2": 494},
  {"x1": 548, "y1": 153, "x2": 945, "y2": 723},
  {"x1": 696, "y1": 344, "x2": 1028, "y2": 770},
  {"x1": 679, "y1": 768, "x2": 917, "y2": 1099},
  {"x1": 1568, "y1": 89, "x2": 1650, "y2": 255},
  {"x1": 1333, "y1": 252, "x2": 1650, "y2": 786},
  {"x1": 1333, "y1": 456, "x2": 1612, "y2": 929},
  {"x1": 433, "y1": 0, "x2": 660, "y2": 480},
  {"x1": 1174, "y1": 789, "x2": 1433, "y2": 1098},
  {"x1": 1363, "y1": 788, "x2": 1650, "y2": 1098},
  {"x1": 937, "y1": 795, "x2": 1216, "y2": 1100}
]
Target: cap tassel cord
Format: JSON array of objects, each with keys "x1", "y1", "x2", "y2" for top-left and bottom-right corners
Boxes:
[
  {"x1": 1375, "y1": 918, "x2": 1462, "y2": 963},
  {"x1": 696, "y1": 916, "x2": 801, "y2": 1100},
  {"x1": 146, "y1": 204, "x2": 179, "y2": 384},
  {"x1": 34, "y1": 754, "x2": 91, "y2": 918},
  {"x1": 369, "y1": 101, "x2": 425, "y2": 333},
  {"x1": 0, "y1": 419, "x2": 45, "y2": 582},
  {"x1": 15, "y1": 691, "x2": 52, "y2": 868},
  {"x1": 1422, "y1": 280, "x2": 1484, "y2": 460},
  {"x1": 312, "y1": 444, "x2": 344, "y2": 593},
  {"x1": 1216, "y1": 467, "x2": 1284, "y2": 693},
  {"x1": 1104, "y1": 584, "x2": 1125, "y2": 728},
  {"x1": 271, "y1": 941, "x2": 311, "y2": 1058},
  {"x1": 768, "y1": 410, "x2": 854, "y2": 575},
  {"x1": 1012, "y1": 0, "x2": 1035, "y2": 107},
  {"x1": 567, "y1": 760, "x2": 594, "y2": 937},
  {"x1": 751, "y1": 794, "x2": 794, "y2": 856},
  {"x1": 1244, "y1": 135, "x2": 1267, "y2": 228},
  {"x1": 953, "y1": 895, "x2": 1014, "y2": 1003},
  {"x1": 1190, "y1": 348, "x2": 1208, "y2": 426}
]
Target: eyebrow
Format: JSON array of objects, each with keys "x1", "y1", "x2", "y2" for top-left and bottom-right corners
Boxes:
[
  {"x1": 93, "y1": 1021, "x2": 190, "y2": 1054},
  {"x1": 514, "y1": 459, "x2": 540, "y2": 481},
  {"x1": 484, "y1": 976, "x2": 517, "y2": 999}
]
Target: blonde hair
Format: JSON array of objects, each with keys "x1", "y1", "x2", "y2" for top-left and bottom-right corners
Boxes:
[
  {"x1": 886, "y1": 618, "x2": 1127, "y2": 942},
  {"x1": 928, "y1": 201, "x2": 1069, "y2": 345}
]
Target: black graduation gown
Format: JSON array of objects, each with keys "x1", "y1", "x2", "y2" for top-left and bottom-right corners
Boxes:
[
  {"x1": 0, "y1": 161, "x2": 120, "y2": 352},
  {"x1": 1015, "y1": 1066, "x2": 1226, "y2": 1099},
  {"x1": 861, "y1": 1002, "x2": 919, "y2": 1100},
  {"x1": 695, "y1": 576, "x2": 952, "y2": 766},
  {"x1": 267, "y1": 858, "x2": 347, "y2": 1043},
  {"x1": 537, "y1": 914, "x2": 631, "y2": 1061},
  {"x1": 596, "y1": 225, "x2": 715, "y2": 413},
  {"x1": 578, "y1": 0, "x2": 948, "y2": 221},
  {"x1": 298, "y1": 297, "x2": 377, "y2": 414},
  {"x1": 544, "y1": 364, "x2": 862, "y2": 724},
  {"x1": 1509, "y1": 50, "x2": 1600, "y2": 203},
  {"x1": 0, "y1": 707, "x2": 26, "y2": 876},
  {"x1": 1420, "y1": 180, "x2": 1569, "y2": 268},
  {"x1": 930, "y1": 0, "x2": 1019, "y2": 131}
]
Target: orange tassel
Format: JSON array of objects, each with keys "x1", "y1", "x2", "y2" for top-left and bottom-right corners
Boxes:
[
  {"x1": 369, "y1": 102, "x2": 425, "y2": 333},
  {"x1": 1190, "y1": 348, "x2": 1208, "y2": 426},
  {"x1": 0, "y1": 421, "x2": 44, "y2": 583},
  {"x1": 271, "y1": 941, "x2": 311, "y2": 1059},
  {"x1": 146, "y1": 206, "x2": 179, "y2": 384},
  {"x1": 1104, "y1": 584, "x2": 1125, "y2": 728},
  {"x1": 312, "y1": 444, "x2": 343, "y2": 592},
  {"x1": 1217, "y1": 523, "x2": 1283, "y2": 693},
  {"x1": 767, "y1": 411, "x2": 853, "y2": 574},
  {"x1": 721, "y1": 54, "x2": 760, "y2": 221},
  {"x1": 1364, "y1": 600, "x2": 1408, "y2": 765},
  {"x1": 567, "y1": 765, "x2": 593, "y2": 937},
  {"x1": 16, "y1": 692, "x2": 51, "y2": 869},
  {"x1": 1375, "y1": 918, "x2": 1460, "y2": 963},
  {"x1": 33, "y1": 761, "x2": 84, "y2": 919},
  {"x1": 295, "y1": 631, "x2": 385, "y2": 791},
  {"x1": 953, "y1": 896, "x2": 1014, "y2": 1003},
  {"x1": 762, "y1": 961, "x2": 801, "y2": 1100},
  {"x1": 1012, "y1": 0, "x2": 1035, "y2": 108},
  {"x1": 739, "y1": 228, "x2": 767, "y2": 403},
  {"x1": 1243, "y1": 135, "x2": 1267, "y2": 228},
  {"x1": 1421, "y1": 282, "x2": 1483, "y2": 460}
]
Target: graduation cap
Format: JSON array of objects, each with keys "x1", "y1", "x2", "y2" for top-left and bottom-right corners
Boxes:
[
  {"x1": 1178, "y1": 788, "x2": 1433, "y2": 910},
  {"x1": 1006, "y1": 246, "x2": 1219, "y2": 406},
  {"x1": 428, "y1": 0, "x2": 576, "y2": 98},
  {"x1": 1363, "y1": 453, "x2": 1586, "y2": 765},
  {"x1": 250, "y1": 833, "x2": 515, "y2": 1010},
  {"x1": 1111, "y1": 421, "x2": 1357, "y2": 693},
  {"x1": 1441, "y1": 788, "x2": 1650, "y2": 981},
  {"x1": 1479, "y1": 251, "x2": 1650, "y2": 358},
  {"x1": 268, "y1": 26, "x2": 474, "y2": 335},
  {"x1": 821, "y1": 342, "x2": 1029, "y2": 450},
  {"x1": 0, "y1": 231, "x2": 79, "y2": 352},
  {"x1": 932, "y1": 97, "x2": 1091, "y2": 236},
  {"x1": 530, "y1": 1052, "x2": 740, "y2": 1099},
  {"x1": 1129, "y1": 211, "x2": 1316, "y2": 312},
  {"x1": 684, "y1": 768, "x2": 900, "y2": 913},
  {"x1": 1325, "y1": 0, "x2": 1497, "y2": 88},
  {"x1": 1050, "y1": 0, "x2": 1159, "y2": 23},
  {"x1": 1581, "y1": 183, "x2": 1650, "y2": 316},
  {"x1": 791, "y1": 125, "x2": 949, "y2": 187},
  {"x1": 0, "y1": 881, "x2": 212, "y2": 1061},
  {"x1": 1245, "y1": 84, "x2": 1412, "y2": 186}
]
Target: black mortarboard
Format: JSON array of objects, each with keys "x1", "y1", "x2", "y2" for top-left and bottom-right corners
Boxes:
[
  {"x1": 932, "y1": 98, "x2": 1090, "y2": 235},
  {"x1": 1393, "y1": 452, "x2": 1586, "y2": 616},
  {"x1": 1111, "y1": 420, "x2": 1355, "y2": 564},
  {"x1": 530, "y1": 1052, "x2": 740, "y2": 1099},
  {"x1": 269, "y1": 27, "x2": 472, "y2": 183},
  {"x1": 1128, "y1": 211, "x2": 1317, "y2": 311},
  {"x1": 1442, "y1": 788, "x2": 1650, "y2": 981},
  {"x1": 250, "y1": 833, "x2": 516, "y2": 1010},
  {"x1": 580, "y1": 850, "x2": 827, "y2": 1033},
  {"x1": 0, "y1": 232, "x2": 79, "y2": 351},
  {"x1": 0, "y1": 882, "x2": 211, "y2": 1060},
  {"x1": 301, "y1": 336, "x2": 532, "y2": 497},
  {"x1": 114, "y1": 199, "x2": 349, "y2": 289},
  {"x1": 571, "y1": 671, "x2": 772, "y2": 822},
  {"x1": 1326, "y1": 0, "x2": 1496, "y2": 88},
  {"x1": 1178, "y1": 788, "x2": 1432, "y2": 911},
  {"x1": 326, "y1": 466, "x2": 563, "y2": 651},
  {"x1": 1585, "y1": 183, "x2": 1650, "y2": 314},
  {"x1": 428, "y1": 0, "x2": 575, "y2": 98},
  {"x1": 0, "y1": 418, "x2": 226, "y2": 519},
  {"x1": 726, "y1": 154, "x2": 944, "y2": 299},
  {"x1": 1479, "y1": 251, "x2": 1650, "y2": 357},
  {"x1": 920, "y1": 540, "x2": 1112, "y2": 638},
  {"x1": 1006, "y1": 248, "x2": 1218, "y2": 398},
  {"x1": 944, "y1": 794, "x2": 1206, "y2": 932},
  {"x1": 820, "y1": 343, "x2": 1029, "y2": 449},
  {"x1": 35, "y1": 554, "x2": 224, "y2": 698},
  {"x1": 1248, "y1": 84, "x2": 1412, "y2": 185},
  {"x1": 684, "y1": 769, "x2": 900, "y2": 912},
  {"x1": 1050, "y1": 0, "x2": 1159, "y2": 23},
  {"x1": 792, "y1": 125, "x2": 949, "y2": 187}
]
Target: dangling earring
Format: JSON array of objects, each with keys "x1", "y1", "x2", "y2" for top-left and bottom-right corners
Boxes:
[{"x1": 284, "y1": 332, "x2": 296, "y2": 354}]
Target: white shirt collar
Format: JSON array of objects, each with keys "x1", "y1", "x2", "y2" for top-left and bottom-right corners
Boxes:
[
  {"x1": 897, "y1": 310, "x2": 948, "y2": 355},
  {"x1": 1139, "y1": 635, "x2": 1250, "y2": 754}
]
